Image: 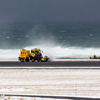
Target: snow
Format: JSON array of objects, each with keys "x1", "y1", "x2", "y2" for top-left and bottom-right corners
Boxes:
[{"x1": 0, "y1": 68, "x2": 100, "y2": 99}]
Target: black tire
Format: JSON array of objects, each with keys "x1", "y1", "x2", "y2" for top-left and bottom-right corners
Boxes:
[
  {"x1": 26, "y1": 57, "x2": 29, "y2": 62},
  {"x1": 20, "y1": 58, "x2": 24, "y2": 62},
  {"x1": 31, "y1": 59, "x2": 35, "y2": 62},
  {"x1": 37, "y1": 60, "x2": 40, "y2": 62},
  {"x1": 46, "y1": 59, "x2": 48, "y2": 62},
  {"x1": 37, "y1": 58, "x2": 41, "y2": 62}
]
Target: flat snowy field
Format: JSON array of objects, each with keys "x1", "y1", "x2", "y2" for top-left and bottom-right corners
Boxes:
[{"x1": 0, "y1": 68, "x2": 100, "y2": 100}]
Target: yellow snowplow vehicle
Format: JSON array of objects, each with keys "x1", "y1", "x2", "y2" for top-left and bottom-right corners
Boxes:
[
  {"x1": 18, "y1": 49, "x2": 30, "y2": 62},
  {"x1": 18, "y1": 48, "x2": 49, "y2": 62}
]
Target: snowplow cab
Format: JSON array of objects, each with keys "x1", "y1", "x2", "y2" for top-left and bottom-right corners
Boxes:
[
  {"x1": 30, "y1": 48, "x2": 42, "y2": 62},
  {"x1": 18, "y1": 49, "x2": 30, "y2": 62}
]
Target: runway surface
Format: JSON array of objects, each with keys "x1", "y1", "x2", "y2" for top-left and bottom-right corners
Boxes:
[
  {"x1": 0, "y1": 61, "x2": 100, "y2": 67},
  {"x1": 0, "y1": 61, "x2": 100, "y2": 100},
  {"x1": 0, "y1": 94, "x2": 100, "y2": 100}
]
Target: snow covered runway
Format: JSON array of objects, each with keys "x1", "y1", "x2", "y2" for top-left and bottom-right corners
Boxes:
[{"x1": 0, "y1": 68, "x2": 100, "y2": 99}]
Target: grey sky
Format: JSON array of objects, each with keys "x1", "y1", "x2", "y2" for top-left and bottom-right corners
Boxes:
[{"x1": 0, "y1": 0, "x2": 100, "y2": 23}]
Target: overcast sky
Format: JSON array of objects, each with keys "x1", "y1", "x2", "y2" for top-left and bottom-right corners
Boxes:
[{"x1": 0, "y1": 0, "x2": 100, "y2": 23}]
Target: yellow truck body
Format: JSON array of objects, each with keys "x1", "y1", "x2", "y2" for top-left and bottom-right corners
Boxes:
[
  {"x1": 18, "y1": 48, "x2": 48, "y2": 62},
  {"x1": 19, "y1": 49, "x2": 30, "y2": 62}
]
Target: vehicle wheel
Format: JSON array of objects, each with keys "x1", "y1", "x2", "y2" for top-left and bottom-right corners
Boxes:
[
  {"x1": 46, "y1": 59, "x2": 48, "y2": 62},
  {"x1": 37, "y1": 58, "x2": 41, "y2": 62},
  {"x1": 26, "y1": 57, "x2": 29, "y2": 62},
  {"x1": 20, "y1": 58, "x2": 24, "y2": 62},
  {"x1": 37, "y1": 60, "x2": 40, "y2": 62},
  {"x1": 32, "y1": 59, "x2": 35, "y2": 62}
]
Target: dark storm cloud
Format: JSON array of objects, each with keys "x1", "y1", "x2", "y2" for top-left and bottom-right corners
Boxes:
[{"x1": 0, "y1": 0, "x2": 100, "y2": 23}]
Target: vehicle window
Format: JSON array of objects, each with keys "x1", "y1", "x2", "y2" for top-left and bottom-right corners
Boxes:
[
  {"x1": 31, "y1": 51, "x2": 41, "y2": 53},
  {"x1": 36, "y1": 51, "x2": 41, "y2": 53},
  {"x1": 31, "y1": 51, "x2": 35, "y2": 53}
]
